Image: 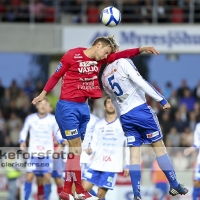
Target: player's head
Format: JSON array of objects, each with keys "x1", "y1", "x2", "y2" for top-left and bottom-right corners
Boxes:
[
  {"x1": 36, "y1": 97, "x2": 49, "y2": 115},
  {"x1": 91, "y1": 36, "x2": 115, "y2": 61},
  {"x1": 104, "y1": 96, "x2": 115, "y2": 114},
  {"x1": 106, "y1": 35, "x2": 120, "y2": 52}
]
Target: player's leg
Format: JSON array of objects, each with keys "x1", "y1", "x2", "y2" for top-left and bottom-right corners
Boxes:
[
  {"x1": 81, "y1": 163, "x2": 97, "y2": 197},
  {"x1": 192, "y1": 164, "x2": 200, "y2": 200},
  {"x1": 97, "y1": 171, "x2": 117, "y2": 200},
  {"x1": 43, "y1": 172, "x2": 52, "y2": 200},
  {"x1": 151, "y1": 139, "x2": 188, "y2": 196},
  {"x1": 39, "y1": 156, "x2": 53, "y2": 200},
  {"x1": 36, "y1": 175, "x2": 44, "y2": 200},
  {"x1": 24, "y1": 156, "x2": 37, "y2": 200},
  {"x1": 56, "y1": 100, "x2": 97, "y2": 199},
  {"x1": 82, "y1": 180, "x2": 95, "y2": 192},
  {"x1": 52, "y1": 156, "x2": 64, "y2": 195},
  {"x1": 97, "y1": 187, "x2": 108, "y2": 200},
  {"x1": 120, "y1": 108, "x2": 143, "y2": 199},
  {"x1": 129, "y1": 146, "x2": 142, "y2": 199},
  {"x1": 142, "y1": 106, "x2": 188, "y2": 196},
  {"x1": 24, "y1": 172, "x2": 35, "y2": 200},
  {"x1": 54, "y1": 177, "x2": 64, "y2": 195}
]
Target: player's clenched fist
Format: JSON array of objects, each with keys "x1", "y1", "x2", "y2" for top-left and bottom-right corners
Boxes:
[
  {"x1": 139, "y1": 46, "x2": 159, "y2": 55},
  {"x1": 163, "y1": 102, "x2": 171, "y2": 111},
  {"x1": 85, "y1": 147, "x2": 93, "y2": 155}
]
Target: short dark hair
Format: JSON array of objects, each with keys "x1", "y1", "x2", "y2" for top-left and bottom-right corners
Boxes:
[
  {"x1": 92, "y1": 36, "x2": 115, "y2": 52},
  {"x1": 104, "y1": 96, "x2": 111, "y2": 106}
]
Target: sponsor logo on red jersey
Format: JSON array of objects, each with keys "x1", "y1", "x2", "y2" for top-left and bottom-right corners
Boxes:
[{"x1": 78, "y1": 61, "x2": 98, "y2": 74}]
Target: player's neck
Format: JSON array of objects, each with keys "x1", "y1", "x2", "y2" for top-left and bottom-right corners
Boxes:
[
  {"x1": 37, "y1": 112, "x2": 48, "y2": 119},
  {"x1": 83, "y1": 47, "x2": 95, "y2": 59},
  {"x1": 105, "y1": 114, "x2": 117, "y2": 123}
]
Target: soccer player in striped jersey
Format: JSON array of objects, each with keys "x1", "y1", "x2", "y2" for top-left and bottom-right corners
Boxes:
[
  {"x1": 101, "y1": 40, "x2": 188, "y2": 200},
  {"x1": 82, "y1": 96, "x2": 130, "y2": 200},
  {"x1": 19, "y1": 98, "x2": 64, "y2": 200}
]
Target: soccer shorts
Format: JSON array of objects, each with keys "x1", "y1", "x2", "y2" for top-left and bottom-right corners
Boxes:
[
  {"x1": 120, "y1": 103, "x2": 163, "y2": 147},
  {"x1": 52, "y1": 156, "x2": 63, "y2": 178},
  {"x1": 81, "y1": 163, "x2": 90, "y2": 179},
  {"x1": 26, "y1": 156, "x2": 53, "y2": 176},
  {"x1": 194, "y1": 163, "x2": 200, "y2": 181},
  {"x1": 55, "y1": 100, "x2": 90, "y2": 141},
  {"x1": 82, "y1": 168, "x2": 117, "y2": 190}
]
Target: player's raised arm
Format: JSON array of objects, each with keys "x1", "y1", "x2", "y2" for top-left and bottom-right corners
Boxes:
[
  {"x1": 106, "y1": 46, "x2": 159, "y2": 64},
  {"x1": 32, "y1": 52, "x2": 70, "y2": 105}
]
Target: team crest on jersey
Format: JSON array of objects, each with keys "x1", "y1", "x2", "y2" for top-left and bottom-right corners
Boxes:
[{"x1": 56, "y1": 62, "x2": 62, "y2": 72}]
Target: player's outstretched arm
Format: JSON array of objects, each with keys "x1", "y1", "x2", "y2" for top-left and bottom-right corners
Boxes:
[{"x1": 106, "y1": 46, "x2": 159, "y2": 64}]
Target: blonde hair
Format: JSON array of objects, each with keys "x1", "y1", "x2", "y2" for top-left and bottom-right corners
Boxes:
[
  {"x1": 106, "y1": 35, "x2": 120, "y2": 52},
  {"x1": 92, "y1": 36, "x2": 115, "y2": 52}
]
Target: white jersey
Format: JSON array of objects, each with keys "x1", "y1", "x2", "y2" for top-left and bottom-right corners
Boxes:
[
  {"x1": 89, "y1": 118, "x2": 130, "y2": 172},
  {"x1": 19, "y1": 113, "x2": 63, "y2": 156},
  {"x1": 80, "y1": 113, "x2": 99, "y2": 164},
  {"x1": 193, "y1": 123, "x2": 200, "y2": 164},
  {"x1": 102, "y1": 58, "x2": 167, "y2": 115}
]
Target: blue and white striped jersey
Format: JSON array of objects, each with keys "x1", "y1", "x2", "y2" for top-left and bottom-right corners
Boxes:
[{"x1": 102, "y1": 58, "x2": 167, "y2": 115}]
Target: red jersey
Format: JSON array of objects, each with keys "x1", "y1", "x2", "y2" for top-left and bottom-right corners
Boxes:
[{"x1": 44, "y1": 47, "x2": 140, "y2": 102}]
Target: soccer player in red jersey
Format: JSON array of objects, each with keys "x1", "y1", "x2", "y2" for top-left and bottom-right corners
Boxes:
[{"x1": 32, "y1": 36, "x2": 159, "y2": 200}]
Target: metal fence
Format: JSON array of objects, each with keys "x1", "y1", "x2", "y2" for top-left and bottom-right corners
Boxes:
[{"x1": 0, "y1": 0, "x2": 199, "y2": 24}]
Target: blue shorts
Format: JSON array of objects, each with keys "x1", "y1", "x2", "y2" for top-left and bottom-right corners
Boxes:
[
  {"x1": 55, "y1": 100, "x2": 90, "y2": 141},
  {"x1": 52, "y1": 157, "x2": 63, "y2": 178},
  {"x1": 82, "y1": 168, "x2": 117, "y2": 190},
  {"x1": 120, "y1": 103, "x2": 163, "y2": 147},
  {"x1": 26, "y1": 157, "x2": 53, "y2": 176}
]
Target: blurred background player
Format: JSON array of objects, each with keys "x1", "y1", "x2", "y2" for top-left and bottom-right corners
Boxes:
[
  {"x1": 19, "y1": 98, "x2": 63, "y2": 200},
  {"x1": 184, "y1": 122, "x2": 200, "y2": 200},
  {"x1": 102, "y1": 51, "x2": 188, "y2": 199},
  {"x1": 82, "y1": 96, "x2": 130, "y2": 200},
  {"x1": 151, "y1": 160, "x2": 170, "y2": 200},
  {"x1": 35, "y1": 102, "x2": 68, "y2": 200},
  {"x1": 32, "y1": 33, "x2": 158, "y2": 200},
  {"x1": 80, "y1": 105, "x2": 99, "y2": 197}
]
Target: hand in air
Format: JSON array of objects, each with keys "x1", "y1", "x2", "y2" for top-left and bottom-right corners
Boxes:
[
  {"x1": 32, "y1": 91, "x2": 46, "y2": 105},
  {"x1": 139, "y1": 46, "x2": 159, "y2": 55}
]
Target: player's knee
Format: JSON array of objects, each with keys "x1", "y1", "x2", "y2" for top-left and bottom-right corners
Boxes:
[
  {"x1": 43, "y1": 174, "x2": 51, "y2": 184},
  {"x1": 26, "y1": 173, "x2": 34, "y2": 182},
  {"x1": 68, "y1": 137, "x2": 81, "y2": 147},
  {"x1": 97, "y1": 188, "x2": 106, "y2": 199}
]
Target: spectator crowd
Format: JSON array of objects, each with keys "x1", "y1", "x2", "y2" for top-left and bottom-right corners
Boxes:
[
  {"x1": 0, "y1": 78, "x2": 200, "y2": 169},
  {"x1": 0, "y1": 0, "x2": 200, "y2": 23}
]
